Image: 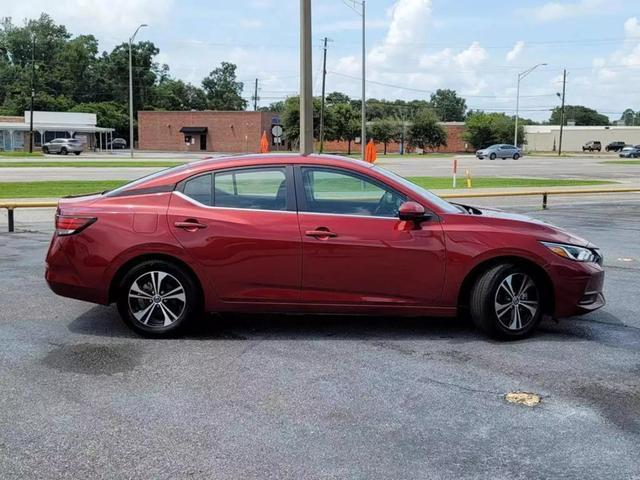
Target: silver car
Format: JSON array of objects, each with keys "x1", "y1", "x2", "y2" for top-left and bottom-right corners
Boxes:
[
  {"x1": 42, "y1": 138, "x2": 84, "y2": 155},
  {"x1": 476, "y1": 144, "x2": 522, "y2": 160}
]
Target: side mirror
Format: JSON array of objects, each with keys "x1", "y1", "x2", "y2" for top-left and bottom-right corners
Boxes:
[{"x1": 398, "y1": 201, "x2": 429, "y2": 222}]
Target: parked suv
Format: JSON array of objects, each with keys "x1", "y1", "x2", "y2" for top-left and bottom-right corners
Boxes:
[
  {"x1": 42, "y1": 138, "x2": 84, "y2": 155},
  {"x1": 582, "y1": 141, "x2": 601, "y2": 152},
  {"x1": 605, "y1": 141, "x2": 626, "y2": 152}
]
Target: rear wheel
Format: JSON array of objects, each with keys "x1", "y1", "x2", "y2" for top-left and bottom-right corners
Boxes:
[
  {"x1": 74, "y1": 151, "x2": 81, "y2": 155},
  {"x1": 470, "y1": 264, "x2": 543, "y2": 339},
  {"x1": 513, "y1": 153, "x2": 520, "y2": 160},
  {"x1": 116, "y1": 260, "x2": 201, "y2": 337},
  {"x1": 42, "y1": 146, "x2": 48, "y2": 154}
]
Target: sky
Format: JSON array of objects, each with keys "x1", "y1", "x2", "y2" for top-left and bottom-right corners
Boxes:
[{"x1": 2, "y1": 0, "x2": 640, "y2": 121}]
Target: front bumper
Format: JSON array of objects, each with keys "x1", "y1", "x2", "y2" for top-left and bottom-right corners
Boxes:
[{"x1": 549, "y1": 261, "x2": 605, "y2": 318}]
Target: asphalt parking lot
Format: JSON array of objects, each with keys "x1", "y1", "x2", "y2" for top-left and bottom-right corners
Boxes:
[
  {"x1": 1, "y1": 152, "x2": 639, "y2": 183},
  {"x1": 1, "y1": 201, "x2": 639, "y2": 479}
]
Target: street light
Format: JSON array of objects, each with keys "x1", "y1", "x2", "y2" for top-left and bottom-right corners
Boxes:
[
  {"x1": 343, "y1": 0, "x2": 366, "y2": 160},
  {"x1": 129, "y1": 23, "x2": 148, "y2": 158},
  {"x1": 514, "y1": 63, "x2": 546, "y2": 148}
]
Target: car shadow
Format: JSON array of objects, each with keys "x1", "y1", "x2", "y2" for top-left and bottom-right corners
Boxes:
[
  {"x1": 68, "y1": 305, "x2": 484, "y2": 342},
  {"x1": 67, "y1": 305, "x2": 637, "y2": 348}
]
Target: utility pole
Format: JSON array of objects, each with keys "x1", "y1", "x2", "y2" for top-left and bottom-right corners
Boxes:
[
  {"x1": 361, "y1": 0, "x2": 366, "y2": 160},
  {"x1": 29, "y1": 35, "x2": 35, "y2": 154},
  {"x1": 514, "y1": 63, "x2": 546, "y2": 147},
  {"x1": 128, "y1": 24, "x2": 147, "y2": 158},
  {"x1": 299, "y1": 0, "x2": 313, "y2": 155},
  {"x1": 319, "y1": 37, "x2": 329, "y2": 153},
  {"x1": 558, "y1": 69, "x2": 567, "y2": 156},
  {"x1": 253, "y1": 78, "x2": 259, "y2": 111}
]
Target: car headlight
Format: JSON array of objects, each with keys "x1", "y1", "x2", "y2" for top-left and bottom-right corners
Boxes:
[{"x1": 541, "y1": 241, "x2": 600, "y2": 262}]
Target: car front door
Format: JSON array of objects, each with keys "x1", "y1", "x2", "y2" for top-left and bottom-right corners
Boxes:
[
  {"x1": 295, "y1": 166, "x2": 446, "y2": 307},
  {"x1": 168, "y1": 165, "x2": 302, "y2": 303}
]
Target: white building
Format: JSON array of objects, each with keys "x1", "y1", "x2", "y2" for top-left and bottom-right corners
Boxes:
[
  {"x1": 524, "y1": 125, "x2": 640, "y2": 152},
  {"x1": 0, "y1": 111, "x2": 116, "y2": 152}
]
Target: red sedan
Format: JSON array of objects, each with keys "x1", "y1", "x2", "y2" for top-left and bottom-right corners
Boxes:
[{"x1": 45, "y1": 154, "x2": 605, "y2": 339}]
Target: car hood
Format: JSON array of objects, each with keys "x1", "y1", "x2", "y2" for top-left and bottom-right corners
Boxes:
[{"x1": 465, "y1": 205, "x2": 592, "y2": 247}]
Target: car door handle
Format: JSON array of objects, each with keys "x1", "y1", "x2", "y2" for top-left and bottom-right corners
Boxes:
[
  {"x1": 174, "y1": 220, "x2": 207, "y2": 230},
  {"x1": 305, "y1": 229, "x2": 337, "y2": 238}
]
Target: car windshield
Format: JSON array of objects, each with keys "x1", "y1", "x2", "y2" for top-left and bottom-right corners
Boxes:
[{"x1": 371, "y1": 166, "x2": 460, "y2": 213}]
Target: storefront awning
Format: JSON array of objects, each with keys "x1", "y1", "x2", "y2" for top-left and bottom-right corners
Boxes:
[{"x1": 179, "y1": 126, "x2": 208, "y2": 134}]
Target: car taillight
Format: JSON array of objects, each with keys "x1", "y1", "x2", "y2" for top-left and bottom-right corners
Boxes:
[{"x1": 55, "y1": 215, "x2": 97, "y2": 236}]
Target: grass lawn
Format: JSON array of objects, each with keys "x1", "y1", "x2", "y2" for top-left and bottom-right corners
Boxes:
[
  {"x1": 0, "y1": 177, "x2": 614, "y2": 199},
  {"x1": 601, "y1": 160, "x2": 640, "y2": 165},
  {"x1": 0, "y1": 161, "x2": 185, "y2": 168},
  {"x1": 407, "y1": 177, "x2": 613, "y2": 189},
  {"x1": 342, "y1": 152, "x2": 457, "y2": 159},
  {"x1": 0, "y1": 180, "x2": 127, "y2": 199},
  {"x1": 0, "y1": 151, "x2": 44, "y2": 158}
]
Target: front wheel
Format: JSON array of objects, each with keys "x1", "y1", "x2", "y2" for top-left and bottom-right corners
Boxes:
[
  {"x1": 116, "y1": 260, "x2": 201, "y2": 337},
  {"x1": 470, "y1": 264, "x2": 543, "y2": 339},
  {"x1": 489, "y1": 153, "x2": 496, "y2": 160},
  {"x1": 60, "y1": 147, "x2": 68, "y2": 155},
  {"x1": 42, "y1": 146, "x2": 48, "y2": 154}
]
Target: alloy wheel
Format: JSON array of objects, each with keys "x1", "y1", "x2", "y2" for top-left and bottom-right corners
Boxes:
[
  {"x1": 128, "y1": 271, "x2": 186, "y2": 327},
  {"x1": 494, "y1": 272, "x2": 539, "y2": 331}
]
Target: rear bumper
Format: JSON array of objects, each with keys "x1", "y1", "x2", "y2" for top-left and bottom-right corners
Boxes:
[{"x1": 45, "y1": 235, "x2": 109, "y2": 305}]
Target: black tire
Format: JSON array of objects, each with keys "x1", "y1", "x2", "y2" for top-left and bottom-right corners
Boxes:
[
  {"x1": 489, "y1": 153, "x2": 496, "y2": 160},
  {"x1": 60, "y1": 147, "x2": 68, "y2": 155},
  {"x1": 42, "y1": 146, "x2": 48, "y2": 154},
  {"x1": 74, "y1": 151, "x2": 81, "y2": 155},
  {"x1": 116, "y1": 259, "x2": 201, "y2": 338},
  {"x1": 469, "y1": 263, "x2": 543, "y2": 340},
  {"x1": 513, "y1": 153, "x2": 520, "y2": 160}
]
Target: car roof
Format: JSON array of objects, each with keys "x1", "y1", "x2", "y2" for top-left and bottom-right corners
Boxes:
[{"x1": 121, "y1": 153, "x2": 376, "y2": 191}]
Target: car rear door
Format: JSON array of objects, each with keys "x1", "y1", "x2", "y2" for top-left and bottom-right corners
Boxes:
[
  {"x1": 168, "y1": 165, "x2": 302, "y2": 303},
  {"x1": 294, "y1": 165, "x2": 446, "y2": 307}
]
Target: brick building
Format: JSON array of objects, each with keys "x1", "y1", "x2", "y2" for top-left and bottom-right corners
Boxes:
[
  {"x1": 138, "y1": 111, "x2": 471, "y2": 154},
  {"x1": 138, "y1": 111, "x2": 281, "y2": 153}
]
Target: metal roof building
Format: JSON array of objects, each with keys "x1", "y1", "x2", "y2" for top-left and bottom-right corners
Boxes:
[{"x1": 0, "y1": 111, "x2": 116, "y2": 152}]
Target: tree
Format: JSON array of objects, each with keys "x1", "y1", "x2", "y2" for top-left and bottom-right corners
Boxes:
[
  {"x1": 429, "y1": 89, "x2": 466, "y2": 121},
  {"x1": 407, "y1": 109, "x2": 447, "y2": 151},
  {"x1": 70, "y1": 102, "x2": 129, "y2": 138},
  {"x1": 329, "y1": 102, "x2": 360, "y2": 154},
  {"x1": 620, "y1": 108, "x2": 638, "y2": 126},
  {"x1": 463, "y1": 112, "x2": 523, "y2": 149},
  {"x1": 326, "y1": 91, "x2": 350, "y2": 106},
  {"x1": 549, "y1": 105, "x2": 609, "y2": 126},
  {"x1": 201, "y1": 62, "x2": 246, "y2": 111},
  {"x1": 369, "y1": 117, "x2": 400, "y2": 154},
  {"x1": 153, "y1": 78, "x2": 207, "y2": 111},
  {"x1": 280, "y1": 95, "x2": 328, "y2": 148}
]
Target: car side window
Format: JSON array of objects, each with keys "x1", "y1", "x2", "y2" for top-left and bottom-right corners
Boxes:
[
  {"x1": 183, "y1": 173, "x2": 213, "y2": 206},
  {"x1": 300, "y1": 167, "x2": 406, "y2": 217},
  {"x1": 214, "y1": 167, "x2": 288, "y2": 211}
]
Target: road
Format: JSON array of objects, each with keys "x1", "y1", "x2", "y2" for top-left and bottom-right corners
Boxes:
[
  {"x1": 0, "y1": 153, "x2": 639, "y2": 183},
  {"x1": 1, "y1": 201, "x2": 639, "y2": 479}
]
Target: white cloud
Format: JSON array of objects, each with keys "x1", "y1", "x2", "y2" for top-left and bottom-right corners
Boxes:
[
  {"x1": 624, "y1": 17, "x2": 640, "y2": 38},
  {"x1": 506, "y1": 41, "x2": 525, "y2": 62},
  {"x1": 527, "y1": 0, "x2": 607, "y2": 22},
  {"x1": 1, "y1": 0, "x2": 173, "y2": 46}
]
